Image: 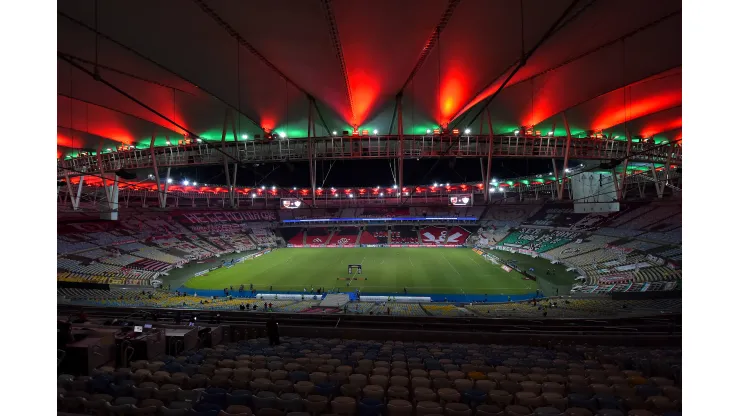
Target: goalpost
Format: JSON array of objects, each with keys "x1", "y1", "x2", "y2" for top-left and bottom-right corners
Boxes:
[
  {"x1": 340, "y1": 264, "x2": 364, "y2": 287},
  {"x1": 347, "y1": 264, "x2": 363, "y2": 275}
]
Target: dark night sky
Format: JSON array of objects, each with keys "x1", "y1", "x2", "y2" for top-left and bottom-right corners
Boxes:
[{"x1": 161, "y1": 158, "x2": 570, "y2": 189}]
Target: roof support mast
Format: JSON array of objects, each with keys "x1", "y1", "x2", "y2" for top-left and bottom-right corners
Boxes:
[
  {"x1": 221, "y1": 110, "x2": 239, "y2": 209},
  {"x1": 397, "y1": 94, "x2": 404, "y2": 199},
  {"x1": 96, "y1": 143, "x2": 119, "y2": 220},
  {"x1": 484, "y1": 107, "x2": 494, "y2": 203},
  {"x1": 150, "y1": 134, "x2": 166, "y2": 209},
  {"x1": 556, "y1": 112, "x2": 573, "y2": 200},
  {"x1": 308, "y1": 98, "x2": 317, "y2": 205},
  {"x1": 617, "y1": 130, "x2": 634, "y2": 200}
]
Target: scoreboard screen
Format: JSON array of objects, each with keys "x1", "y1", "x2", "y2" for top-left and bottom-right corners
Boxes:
[
  {"x1": 280, "y1": 198, "x2": 304, "y2": 209},
  {"x1": 448, "y1": 194, "x2": 472, "y2": 206}
]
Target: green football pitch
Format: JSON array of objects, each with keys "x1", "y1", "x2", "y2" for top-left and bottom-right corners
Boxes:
[{"x1": 182, "y1": 248, "x2": 538, "y2": 296}]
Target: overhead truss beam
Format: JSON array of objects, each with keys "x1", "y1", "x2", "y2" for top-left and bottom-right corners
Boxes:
[{"x1": 58, "y1": 134, "x2": 680, "y2": 179}]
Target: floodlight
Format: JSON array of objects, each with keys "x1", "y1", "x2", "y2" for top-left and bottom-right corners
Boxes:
[
  {"x1": 167, "y1": 178, "x2": 173, "y2": 184},
  {"x1": 464, "y1": 128, "x2": 471, "y2": 134},
  {"x1": 279, "y1": 132, "x2": 286, "y2": 138}
]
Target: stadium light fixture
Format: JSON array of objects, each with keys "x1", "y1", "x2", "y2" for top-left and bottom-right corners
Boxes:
[
  {"x1": 261, "y1": 185, "x2": 266, "y2": 190},
  {"x1": 614, "y1": 135, "x2": 620, "y2": 139},
  {"x1": 433, "y1": 183, "x2": 438, "y2": 187},
  {"x1": 565, "y1": 168, "x2": 571, "y2": 173},
  {"x1": 349, "y1": 194, "x2": 353, "y2": 198},
  {"x1": 426, "y1": 129, "x2": 432, "y2": 134},
  {"x1": 279, "y1": 132, "x2": 287, "y2": 138},
  {"x1": 272, "y1": 186, "x2": 276, "y2": 190},
  {"x1": 514, "y1": 130, "x2": 520, "y2": 135},
  {"x1": 251, "y1": 193, "x2": 256, "y2": 198},
  {"x1": 464, "y1": 128, "x2": 471, "y2": 134},
  {"x1": 580, "y1": 164, "x2": 584, "y2": 167},
  {"x1": 197, "y1": 138, "x2": 203, "y2": 143},
  {"x1": 242, "y1": 134, "x2": 248, "y2": 139},
  {"x1": 318, "y1": 187, "x2": 322, "y2": 191},
  {"x1": 548, "y1": 172, "x2": 552, "y2": 175},
  {"x1": 393, "y1": 184, "x2": 398, "y2": 189},
  {"x1": 193, "y1": 182, "x2": 198, "y2": 186},
  {"x1": 446, "y1": 183, "x2": 450, "y2": 187},
  {"x1": 498, "y1": 187, "x2": 504, "y2": 192},
  {"x1": 183, "y1": 180, "x2": 190, "y2": 186},
  {"x1": 165, "y1": 140, "x2": 171, "y2": 145},
  {"x1": 332, "y1": 131, "x2": 337, "y2": 136},
  {"x1": 548, "y1": 131, "x2": 554, "y2": 136},
  {"x1": 489, "y1": 188, "x2": 495, "y2": 192},
  {"x1": 293, "y1": 187, "x2": 297, "y2": 190},
  {"x1": 334, "y1": 194, "x2": 338, "y2": 197},
  {"x1": 380, "y1": 192, "x2": 384, "y2": 196},
  {"x1": 373, "y1": 129, "x2": 378, "y2": 135},
  {"x1": 166, "y1": 178, "x2": 173, "y2": 184}
]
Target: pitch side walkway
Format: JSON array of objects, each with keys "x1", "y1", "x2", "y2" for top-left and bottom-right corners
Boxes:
[{"x1": 173, "y1": 287, "x2": 539, "y2": 304}]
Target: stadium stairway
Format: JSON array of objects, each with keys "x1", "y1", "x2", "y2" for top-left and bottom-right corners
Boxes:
[
  {"x1": 354, "y1": 229, "x2": 362, "y2": 245},
  {"x1": 416, "y1": 228, "x2": 422, "y2": 245},
  {"x1": 302, "y1": 230, "x2": 307, "y2": 245},
  {"x1": 245, "y1": 233, "x2": 259, "y2": 247},
  {"x1": 387, "y1": 229, "x2": 392, "y2": 244},
  {"x1": 326, "y1": 229, "x2": 336, "y2": 247},
  {"x1": 319, "y1": 293, "x2": 350, "y2": 308},
  {"x1": 443, "y1": 226, "x2": 451, "y2": 244}
]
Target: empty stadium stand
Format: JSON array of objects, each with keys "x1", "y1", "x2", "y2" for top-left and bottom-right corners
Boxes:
[
  {"x1": 390, "y1": 226, "x2": 418, "y2": 244},
  {"x1": 306, "y1": 228, "x2": 330, "y2": 245},
  {"x1": 327, "y1": 227, "x2": 360, "y2": 246}
]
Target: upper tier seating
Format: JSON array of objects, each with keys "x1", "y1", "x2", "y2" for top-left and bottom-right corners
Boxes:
[
  {"x1": 480, "y1": 204, "x2": 543, "y2": 228},
  {"x1": 360, "y1": 207, "x2": 410, "y2": 218},
  {"x1": 57, "y1": 238, "x2": 98, "y2": 255}
]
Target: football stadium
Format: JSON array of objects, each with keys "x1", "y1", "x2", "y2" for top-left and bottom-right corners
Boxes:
[{"x1": 55, "y1": 1, "x2": 684, "y2": 415}]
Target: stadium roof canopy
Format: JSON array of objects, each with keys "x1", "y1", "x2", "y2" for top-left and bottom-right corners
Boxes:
[{"x1": 57, "y1": 0, "x2": 681, "y2": 159}]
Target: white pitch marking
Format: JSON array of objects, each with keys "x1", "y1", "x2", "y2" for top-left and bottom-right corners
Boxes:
[{"x1": 442, "y1": 252, "x2": 462, "y2": 277}]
